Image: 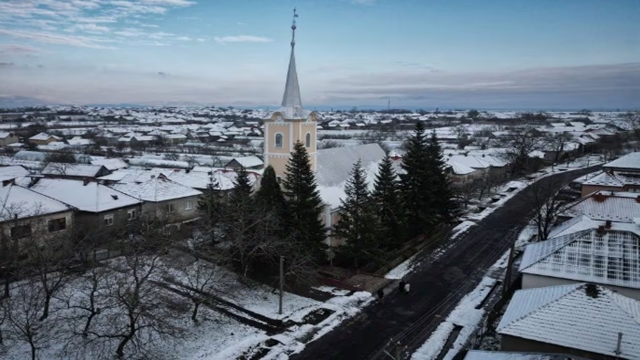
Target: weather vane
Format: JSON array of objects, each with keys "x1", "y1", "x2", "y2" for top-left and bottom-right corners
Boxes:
[{"x1": 291, "y1": 8, "x2": 299, "y2": 46}]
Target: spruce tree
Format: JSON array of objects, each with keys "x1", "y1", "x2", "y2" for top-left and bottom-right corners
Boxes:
[
  {"x1": 400, "y1": 121, "x2": 436, "y2": 238},
  {"x1": 282, "y1": 141, "x2": 327, "y2": 262},
  {"x1": 197, "y1": 175, "x2": 221, "y2": 244},
  {"x1": 334, "y1": 160, "x2": 380, "y2": 267},
  {"x1": 229, "y1": 165, "x2": 252, "y2": 203},
  {"x1": 427, "y1": 131, "x2": 459, "y2": 223},
  {"x1": 255, "y1": 165, "x2": 289, "y2": 237},
  {"x1": 372, "y1": 154, "x2": 404, "y2": 250}
]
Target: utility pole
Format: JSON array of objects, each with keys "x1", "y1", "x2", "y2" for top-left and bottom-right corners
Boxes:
[{"x1": 279, "y1": 256, "x2": 284, "y2": 315}]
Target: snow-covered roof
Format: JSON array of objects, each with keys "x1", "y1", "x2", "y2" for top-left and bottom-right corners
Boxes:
[
  {"x1": 463, "y1": 351, "x2": 569, "y2": 360},
  {"x1": 582, "y1": 171, "x2": 640, "y2": 188},
  {"x1": 66, "y1": 136, "x2": 94, "y2": 146},
  {"x1": 29, "y1": 132, "x2": 60, "y2": 141},
  {"x1": 520, "y1": 228, "x2": 640, "y2": 290},
  {"x1": 42, "y1": 163, "x2": 106, "y2": 177},
  {"x1": 90, "y1": 158, "x2": 128, "y2": 171},
  {"x1": 604, "y1": 152, "x2": 640, "y2": 171},
  {"x1": 562, "y1": 191, "x2": 640, "y2": 223},
  {"x1": 111, "y1": 176, "x2": 202, "y2": 202},
  {"x1": 446, "y1": 159, "x2": 476, "y2": 175},
  {"x1": 0, "y1": 165, "x2": 30, "y2": 181},
  {"x1": 447, "y1": 154, "x2": 491, "y2": 169},
  {"x1": 0, "y1": 183, "x2": 70, "y2": 220},
  {"x1": 316, "y1": 143, "x2": 386, "y2": 209},
  {"x1": 497, "y1": 283, "x2": 640, "y2": 359},
  {"x1": 226, "y1": 156, "x2": 263, "y2": 169},
  {"x1": 29, "y1": 178, "x2": 140, "y2": 212},
  {"x1": 0, "y1": 131, "x2": 15, "y2": 139}
]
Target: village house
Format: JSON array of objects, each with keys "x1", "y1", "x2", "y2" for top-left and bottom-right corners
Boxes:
[
  {"x1": 581, "y1": 152, "x2": 640, "y2": 196},
  {"x1": 0, "y1": 165, "x2": 30, "y2": 181},
  {"x1": 27, "y1": 178, "x2": 142, "y2": 236},
  {"x1": 41, "y1": 163, "x2": 111, "y2": 180},
  {"x1": 497, "y1": 283, "x2": 640, "y2": 360},
  {"x1": 110, "y1": 175, "x2": 202, "y2": 224},
  {"x1": 559, "y1": 190, "x2": 640, "y2": 224},
  {"x1": 28, "y1": 132, "x2": 62, "y2": 145},
  {"x1": 0, "y1": 131, "x2": 19, "y2": 146},
  {"x1": 0, "y1": 181, "x2": 73, "y2": 247},
  {"x1": 90, "y1": 158, "x2": 128, "y2": 171},
  {"x1": 519, "y1": 226, "x2": 640, "y2": 300},
  {"x1": 225, "y1": 155, "x2": 264, "y2": 170}
]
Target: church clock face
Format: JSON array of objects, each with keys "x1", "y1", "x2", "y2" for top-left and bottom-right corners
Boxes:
[{"x1": 275, "y1": 114, "x2": 283, "y2": 122}]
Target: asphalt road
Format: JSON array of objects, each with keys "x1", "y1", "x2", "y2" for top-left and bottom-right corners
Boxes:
[{"x1": 290, "y1": 165, "x2": 601, "y2": 360}]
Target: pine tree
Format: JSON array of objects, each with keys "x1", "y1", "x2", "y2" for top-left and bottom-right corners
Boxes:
[
  {"x1": 197, "y1": 175, "x2": 222, "y2": 244},
  {"x1": 334, "y1": 160, "x2": 380, "y2": 267},
  {"x1": 372, "y1": 154, "x2": 404, "y2": 250},
  {"x1": 229, "y1": 165, "x2": 252, "y2": 203},
  {"x1": 282, "y1": 141, "x2": 327, "y2": 262},
  {"x1": 427, "y1": 131, "x2": 459, "y2": 223},
  {"x1": 255, "y1": 165, "x2": 289, "y2": 236},
  {"x1": 400, "y1": 121, "x2": 436, "y2": 238}
]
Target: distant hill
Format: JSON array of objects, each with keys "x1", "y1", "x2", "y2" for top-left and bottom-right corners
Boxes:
[{"x1": 0, "y1": 95, "x2": 52, "y2": 108}]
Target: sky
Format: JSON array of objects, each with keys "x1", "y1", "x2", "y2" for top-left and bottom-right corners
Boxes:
[{"x1": 0, "y1": 0, "x2": 639, "y2": 109}]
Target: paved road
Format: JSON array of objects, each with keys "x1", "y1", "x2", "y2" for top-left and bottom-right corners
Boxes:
[{"x1": 291, "y1": 166, "x2": 601, "y2": 360}]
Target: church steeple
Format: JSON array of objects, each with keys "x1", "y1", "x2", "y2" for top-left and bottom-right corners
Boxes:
[{"x1": 281, "y1": 8, "x2": 303, "y2": 110}]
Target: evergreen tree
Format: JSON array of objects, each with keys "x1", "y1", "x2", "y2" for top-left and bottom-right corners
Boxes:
[
  {"x1": 334, "y1": 160, "x2": 380, "y2": 267},
  {"x1": 372, "y1": 154, "x2": 404, "y2": 250},
  {"x1": 255, "y1": 165, "x2": 289, "y2": 237},
  {"x1": 197, "y1": 175, "x2": 222, "y2": 244},
  {"x1": 427, "y1": 131, "x2": 459, "y2": 223},
  {"x1": 229, "y1": 165, "x2": 252, "y2": 203},
  {"x1": 282, "y1": 141, "x2": 327, "y2": 262},
  {"x1": 400, "y1": 121, "x2": 436, "y2": 238}
]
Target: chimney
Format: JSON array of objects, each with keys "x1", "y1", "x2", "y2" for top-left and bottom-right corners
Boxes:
[
  {"x1": 2, "y1": 178, "x2": 14, "y2": 187},
  {"x1": 605, "y1": 220, "x2": 612, "y2": 229},
  {"x1": 636, "y1": 195, "x2": 640, "y2": 204},
  {"x1": 585, "y1": 283, "x2": 599, "y2": 298},
  {"x1": 83, "y1": 178, "x2": 90, "y2": 186},
  {"x1": 597, "y1": 225, "x2": 606, "y2": 235}
]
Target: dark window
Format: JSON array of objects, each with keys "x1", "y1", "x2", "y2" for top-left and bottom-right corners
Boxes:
[
  {"x1": 275, "y1": 133, "x2": 283, "y2": 148},
  {"x1": 48, "y1": 218, "x2": 66, "y2": 232},
  {"x1": 305, "y1": 132, "x2": 311, "y2": 147},
  {"x1": 11, "y1": 224, "x2": 31, "y2": 239},
  {"x1": 166, "y1": 204, "x2": 175, "y2": 213}
]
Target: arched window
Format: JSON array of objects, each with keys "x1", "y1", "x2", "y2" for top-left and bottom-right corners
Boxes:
[
  {"x1": 305, "y1": 132, "x2": 311, "y2": 147},
  {"x1": 275, "y1": 133, "x2": 283, "y2": 148}
]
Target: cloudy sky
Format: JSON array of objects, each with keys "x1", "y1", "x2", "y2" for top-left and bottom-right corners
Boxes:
[{"x1": 0, "y1": 0, "x2": 638, "y2": 109}]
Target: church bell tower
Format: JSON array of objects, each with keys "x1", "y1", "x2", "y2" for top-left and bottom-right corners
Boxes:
[{"x1": 263, "y1": 8, "x2": 318, "y2": 179}]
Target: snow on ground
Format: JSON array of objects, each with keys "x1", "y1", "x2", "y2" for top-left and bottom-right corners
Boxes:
[
  {"x1": 515, "y1": 224, "x2": 536, "y2": 249},
  {"x1": 451, "y1": 220, "x2": 476, "y2": 239},
  {"x1": 410, "y1": 251, "x2": 509, "y2": 360},
  {"x1": 385, "y1": 252, "x2": 421, "y2": 280}
]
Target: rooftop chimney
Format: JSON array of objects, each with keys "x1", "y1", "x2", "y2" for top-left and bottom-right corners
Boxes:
[
  {"x1": 83, "y1": 178, "x2": 90, "y2": 186},
  {"x1": 585, "y1": 283, "x2": 599, "y2": 298},
  {"x1": 597, "y1": 225, "x2": 606, "y2": 235},
  {"x1": 636, "y1": 195, "x2": 640, "y2": 204},
  {"x1": 605, "y1": 220, "x2": 612, "y2": 229},
  {"x1": 2, "y1": 179, "x2": 14, "y2": 187}
]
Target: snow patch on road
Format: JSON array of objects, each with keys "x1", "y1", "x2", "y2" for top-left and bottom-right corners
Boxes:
[
  {"x1": 385, "y1": 252, "x2": 420, "y2": 280},
  {"x1": 451, "y1": 220, "x2": 476, "y2": 239}
]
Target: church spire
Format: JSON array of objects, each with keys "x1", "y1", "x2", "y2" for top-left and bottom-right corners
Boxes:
[{"x1": 281, "y1": 8, "x2": 303, "y2": 109}]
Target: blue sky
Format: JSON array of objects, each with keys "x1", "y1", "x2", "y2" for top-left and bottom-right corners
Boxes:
[{"x1": 0, "y1": 0, "x2": 638, "y2": 109}]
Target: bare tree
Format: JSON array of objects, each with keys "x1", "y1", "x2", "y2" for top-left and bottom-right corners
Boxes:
[
  {"x1": 59, "y1": 266, "x2": 112, "y2": 337},
  {"x1": 524, "y1": 177, "x2": 569, "y2": 241},
  {"x1": 0, "y1": 282, "x2": 55, "y2": 360},
  {"x1": 546, "y1": 132, "x2": 574, "y2": 164},
  {"x1": 453, "y1": 179, "x2": 477, "y2": 208},
  {"x1": 501, "y1": 127, "x2": 544, "y2": 175}
]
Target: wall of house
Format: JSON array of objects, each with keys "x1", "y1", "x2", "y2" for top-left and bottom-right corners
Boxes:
[
  {"x1": 581, "y1": 185, "x2": 624, "y2": 197},
  {"x1": 30, "y1": 138, "x2": 55, "y2": 145},
  {"x1": 1, "y1": 210, "x2": 74, "y2": 246},
  {"x1": 501, "y1": 335, "x2": 618, "y2": 360},
  {"x1": 0, "y1": 135, "x2": 19, "y2": 146},
  {"x1": 74, "y1": 205, "x2": 141, "y2": 236},
  {"x1": 522, "y1": 273, "x2": 640, "y2": 301},
  {"x1": 141, "y1": 195, "x2": 200, "y2": 223}
]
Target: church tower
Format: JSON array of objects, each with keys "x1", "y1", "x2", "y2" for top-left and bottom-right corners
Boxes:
[{"x1": 263, "y1": 9, "x2": 318, "y2": 179}]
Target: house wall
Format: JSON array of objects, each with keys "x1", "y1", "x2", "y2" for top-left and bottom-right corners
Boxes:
[
  {"x1": 522, "y1": 273, "x2": 640, "y2": 301},
  {"x1": 581, "y1": 184, "x2": 624, "y2": 197},
  {"x1": 141, "y1": 195, "x2": 200, "y2": 223},
  {"x1": 501, "y1": 335, "x2": 619, "y2": 360},
  {"x1": 0, "y1": 135, "x2": 19, "y2": 146},
  {"x1": 74, "y1": 205, "x2": 141, "y2": 236},
  {"x1": 30, "y1": 137, "x2": 57, "y2": 145},
  {"x1": 1, "y1": 210, "x2": 74, "y2": 246}
]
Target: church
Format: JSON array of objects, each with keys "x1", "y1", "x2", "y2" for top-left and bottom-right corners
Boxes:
[{"x1": 263, "y1": 11, "x2": 386, "y2": 247}]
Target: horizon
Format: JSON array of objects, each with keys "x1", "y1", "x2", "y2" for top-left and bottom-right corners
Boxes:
[{"x1": 1, "y1": 0, "x2": 639, "y2": 109}]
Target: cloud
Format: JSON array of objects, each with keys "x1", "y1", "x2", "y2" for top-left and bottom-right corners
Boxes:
[
  {"x1": 0, "y1": 44, "x2": 44, "y2": 55},
  {"x1": 0, "y1": 62, "x2": 15, "y2": 67},
  {"x1": 352, "y1": 0, "x2": 379, "y2": 4},
  {"x1": 157, "y1": 71, "x2": 169, "y2": 76},
  {"x1": 0, "y1": 0, "x2": 195, "y2": 48},
  {"x1": 213, "y1": 35, "x2": 273, "y2": 44},
  {"x1": 0, "y1": 28, "x2": 114, "y2": 49},
  {"x1": 237, "y1": 22, "x2": 245, "y2": 26},
  {"x1": 175, "y1": 36, "x2": 191, "y2": 41}
]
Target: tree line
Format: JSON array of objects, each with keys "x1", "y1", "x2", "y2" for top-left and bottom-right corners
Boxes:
[{"x1": 198, "y1": 121, "x2": 458, "y2": 275}]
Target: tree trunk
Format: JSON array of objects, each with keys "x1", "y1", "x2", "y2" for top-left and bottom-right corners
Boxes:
[
  {"x1": 116, "y1": 334, "x2": 133, "y2": 359},
  {"x1": 40, "y1": 293, "x2": 51, "y2": 321},
  {"x1": 30, "y1": 341, "x2": 37, "y2": 360},
  {"x1": 3, "y1": 276, "x2": 9, "y2": 298},
  {"x1": 191, "y1": 301, "x2": 200, "y2": 322},
  {"x1": 83, "y1": 311, "x2": 96, "y2": 336}
]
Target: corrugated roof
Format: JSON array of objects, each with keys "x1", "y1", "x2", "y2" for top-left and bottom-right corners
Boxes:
[
  {"x1": 604, "y1": 153, "x2": 640, "y2": 170},
  {"x1": 562, "y1": 191, "x2": 640, "y2": 223},
  {"x1": 497, "y1": 283, "x2": 640, "y2": 359},
  {"x1": 520, "y1": 229, "x2": 640, "y2": 290},
  {"x1": 111, "y1": 176, "x2": 202, "y2": 202}
]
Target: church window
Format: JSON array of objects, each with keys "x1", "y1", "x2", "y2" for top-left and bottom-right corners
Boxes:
[
  {"x1": 275, "y1": 133, "x2": 283, "y2": 148},
  {"x1": 305, "y1": 133, "x2": 311, "y2": 147}
]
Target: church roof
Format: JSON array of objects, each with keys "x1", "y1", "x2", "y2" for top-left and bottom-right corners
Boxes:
[{"x1": 275, "y1": 10, "x2": 311, "y2": 120}]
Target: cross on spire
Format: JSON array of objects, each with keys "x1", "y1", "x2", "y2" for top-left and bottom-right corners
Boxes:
[{"x1": 291, "y1": 8, "x2": 298, "y2": 47}]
